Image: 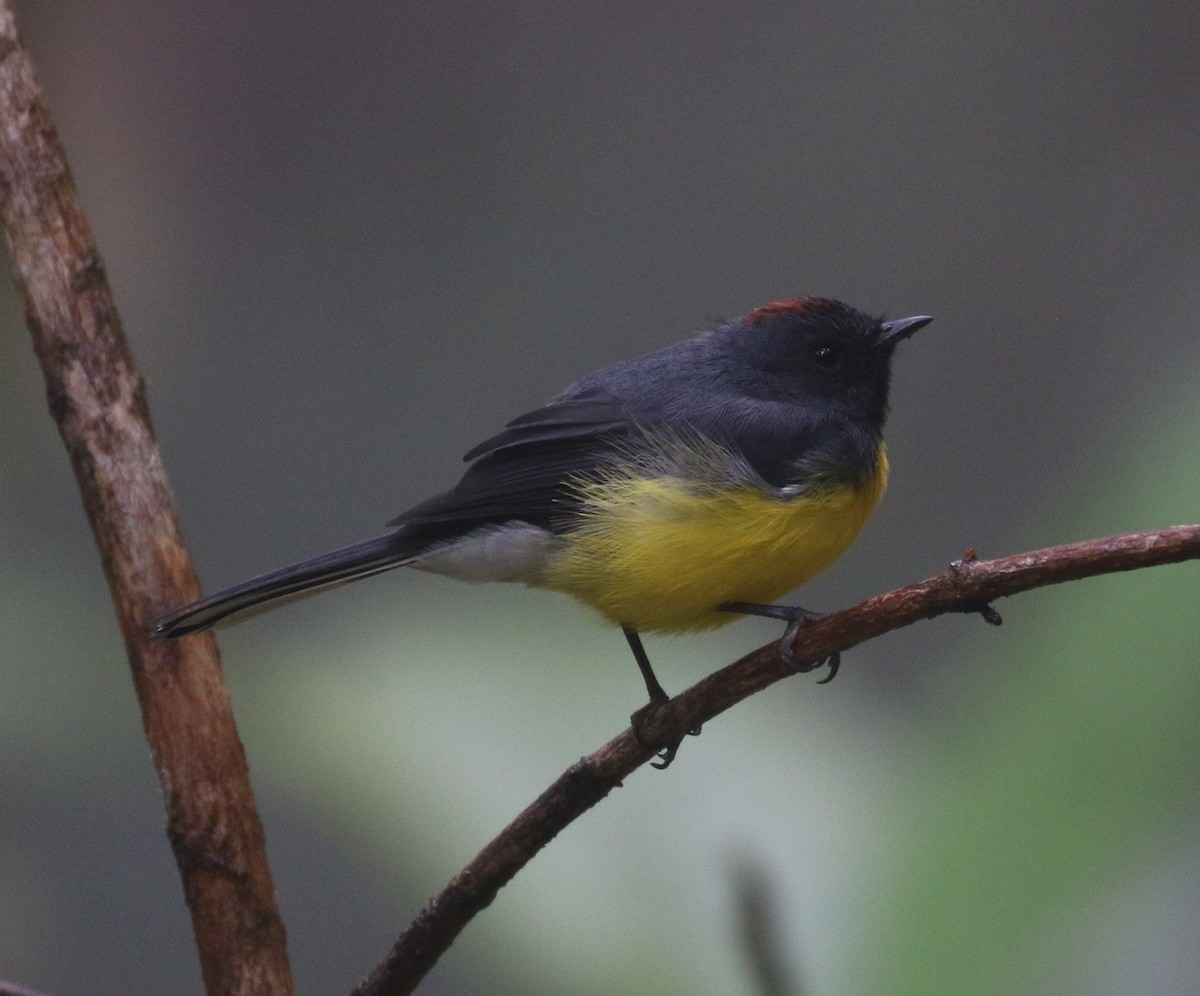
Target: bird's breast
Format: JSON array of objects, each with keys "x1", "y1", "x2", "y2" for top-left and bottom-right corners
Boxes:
[{"x1": 541, "y1": 445, "x2": 889, "y2": 632}]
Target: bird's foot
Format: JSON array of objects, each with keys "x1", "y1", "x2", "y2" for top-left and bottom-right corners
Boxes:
[
  {"x1": 717, "y1": 601, "x2": 841, "y2": 682},
  {"x1": 631, "y1": 695, "x2": 701, "y2": 770},
  {"x1": 623, "y1": 625, "x2": 700, "y2": 769}
]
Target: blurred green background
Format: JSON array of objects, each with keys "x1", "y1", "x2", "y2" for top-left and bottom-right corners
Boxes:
[{"x1": 2, "y1": 2, "x2": 1199, "y2": 994}]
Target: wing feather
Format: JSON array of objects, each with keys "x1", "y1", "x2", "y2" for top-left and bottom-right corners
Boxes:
[{"x1": 389, "y1": 394, "x2": 644, "y2": 532}]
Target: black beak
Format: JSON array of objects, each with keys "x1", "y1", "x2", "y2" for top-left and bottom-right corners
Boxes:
[{"x1": 879, "y1": 314, "x2": 933, "y2": 345}]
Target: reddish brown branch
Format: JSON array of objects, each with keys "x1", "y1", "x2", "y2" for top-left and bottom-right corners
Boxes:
[
  {"x1": 354, "y1": 523, "x2": 1200, "y2": 996},
  {"x1": 0, "y1": 7, "x2": 293, "y2": 995}
]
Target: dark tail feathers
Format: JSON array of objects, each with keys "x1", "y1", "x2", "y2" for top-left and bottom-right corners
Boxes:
[{"x1": 151, "y1": 531, "x2": 420, "y2": 638}]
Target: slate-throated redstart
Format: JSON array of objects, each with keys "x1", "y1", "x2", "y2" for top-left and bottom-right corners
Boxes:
[{"x1": 154, "y1": 297, "x2": 931, "y2": 766}]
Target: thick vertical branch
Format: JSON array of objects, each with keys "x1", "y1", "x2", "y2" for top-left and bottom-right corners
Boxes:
[{"x1": 0, "y1": 8, "x2": 293, "y2": 995}]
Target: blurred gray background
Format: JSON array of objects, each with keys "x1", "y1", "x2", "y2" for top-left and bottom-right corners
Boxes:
[{"x1": 2, "y1": 2, "x2": 1199, "y2": 994}]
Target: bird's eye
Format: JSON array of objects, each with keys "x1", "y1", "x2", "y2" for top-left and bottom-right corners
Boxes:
[{"x1": 812, "y1": 345, "x2": 842, "y2": 369}]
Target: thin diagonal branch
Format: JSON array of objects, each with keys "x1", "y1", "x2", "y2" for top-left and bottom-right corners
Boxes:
[
  {"x1": 0, "y1": 7, "x2": 293, "y2": 995},
  {"x1": 353, "y1": 523, "x2": 1200, "y2": 996}
]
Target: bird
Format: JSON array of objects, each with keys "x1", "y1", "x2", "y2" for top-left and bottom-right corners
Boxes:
[{"x1": 153, "y1": 296, "x2": 931, "y2": 766}]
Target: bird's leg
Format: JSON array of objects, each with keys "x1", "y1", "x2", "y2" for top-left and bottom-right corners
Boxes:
[
  {"x1": 716, "y1": 601, "x2": 841, "y2": 683},
  {"x1": 623, "y1": 625, "x2": 699, "y2": 770},
  {"x1": 624, "y1": 625, "x2": 669, "y2": 705}
]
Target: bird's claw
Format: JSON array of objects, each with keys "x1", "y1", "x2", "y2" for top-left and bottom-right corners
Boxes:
[
  {"x1": 765, "y1": 606, "x2": 840, "y2": 683},
  {"x1": 651, "y1": 742, "x2": 681, "y2": 770},
  {"x1": 776, "y1": 619, "x2": 840, "y2": 681},
  {"x1": 631, "y1": 700, "x2": 700, "y2": 770}
]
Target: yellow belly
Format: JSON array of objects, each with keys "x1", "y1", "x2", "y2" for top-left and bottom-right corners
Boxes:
[{"x1": 541, "y1": 446, "x2": 888, "y2": 632}]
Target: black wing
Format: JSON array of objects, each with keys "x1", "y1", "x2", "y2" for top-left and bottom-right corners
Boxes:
[
  {"x1": 155, "y1": 394, "x2": 646, "y2": 637},
  {"x1": 388, "y1": 391, "x2": 647, "y2": 533}
]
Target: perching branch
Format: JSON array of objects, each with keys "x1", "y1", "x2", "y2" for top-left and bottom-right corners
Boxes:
[
  {"x1": 0, "y1": 8, "x2": 292, "y2": 996},
  {"x1": 353, "y1": 523, "x2": 1200, "y2": 996}
]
